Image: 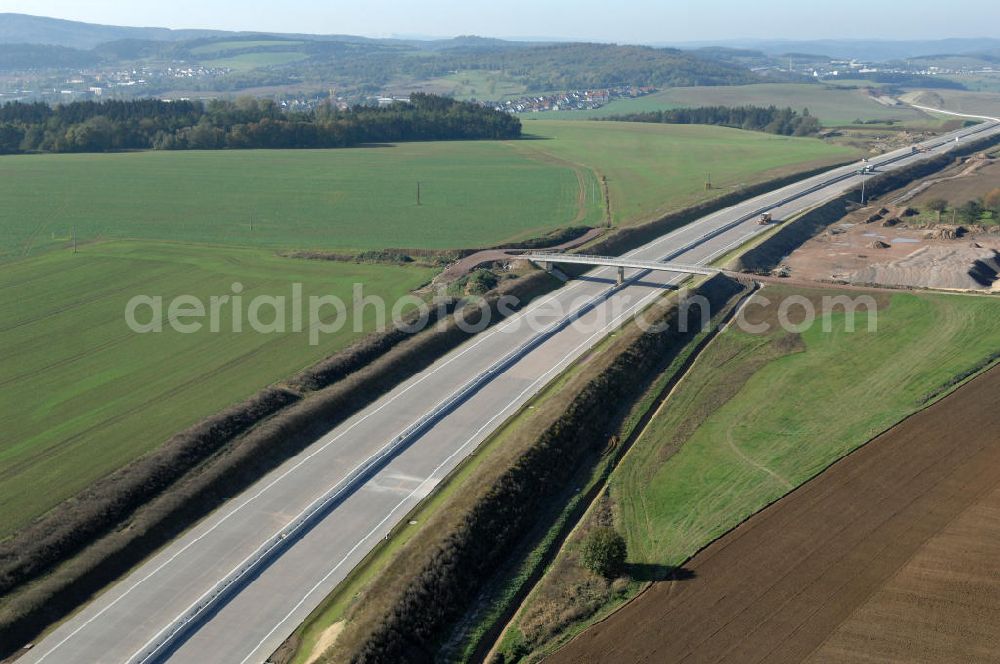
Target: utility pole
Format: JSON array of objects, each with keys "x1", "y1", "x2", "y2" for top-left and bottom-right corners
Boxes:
[
  {"x1": 416, "y1": 181, "x2": 421, "y2": 206},
  {"x1": 705, "y1": 172, "x2": 712, "y2": 190},
  {"x1": 860, "y1": 173, "x2": 866, "y2": 205},
  {"x1": 249, "y1": 214, "x2": 254, "y2": 232},
  {"x1": 72, "y1": 226, "x2": 77, "y2": 254}
]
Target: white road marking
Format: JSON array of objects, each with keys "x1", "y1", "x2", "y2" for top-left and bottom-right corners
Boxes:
[{"x1": 234, "y1": 271, "x2": 681, "y2": 664}]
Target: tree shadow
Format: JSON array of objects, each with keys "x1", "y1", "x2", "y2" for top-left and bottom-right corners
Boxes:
[{"x1": 626, "y1": 563, "x2": 696, "y2": 582}]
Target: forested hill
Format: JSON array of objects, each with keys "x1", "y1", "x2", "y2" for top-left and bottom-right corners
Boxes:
[
  {"x1": 466, "y1": 43, "x2": 759, "y2": 89},
  {"x1": 0, "y1": 13, "x2": 229, "y2": 49},
  {"x1": 0, "y1": 14, "x2": 758, "y2": 95},
  {"x1": 0, "y1": 94, "x2": 521, "y2": 153}
]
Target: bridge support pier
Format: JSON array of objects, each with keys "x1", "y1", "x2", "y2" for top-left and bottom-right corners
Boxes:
[
  {"x1": 617, "y1": 266, "x2": 625, "y2": 285},
  {"x1": 542, "y1": 261, "x2": 552, "y2": 273}
]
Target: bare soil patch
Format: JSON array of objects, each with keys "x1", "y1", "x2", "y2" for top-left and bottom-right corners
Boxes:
[
  {"x1": 782, "y1": 157, "x2": 1000, "y2": 290},
  {"x1": 785, "y1": 220, "x2": 1000, "y2": 291},
  {"x1": 305, "y1": 622, "x2": 344, "y2": 664},
  {"x1": 737, "y1": 284, "x2": 891, "y2": 331},
  {"x1": 548, "y1": 364, "x2": 1000, "y2": 664}
]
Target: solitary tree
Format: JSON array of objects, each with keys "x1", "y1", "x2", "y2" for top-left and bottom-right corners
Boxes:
[
  {"x1": 581, "y1": 527, "x2": 627, "y2": 579},
  {"x1": 959, "y1": 199, "x2": 984, "y2": 224},
  {"x1": 925, "y1": 198, "x2": 948, "y2": 223}
]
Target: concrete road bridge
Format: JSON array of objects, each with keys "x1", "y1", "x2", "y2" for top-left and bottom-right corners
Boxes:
[{"x1": 521, "y1": 252, "x2": 721, "y2": 283}]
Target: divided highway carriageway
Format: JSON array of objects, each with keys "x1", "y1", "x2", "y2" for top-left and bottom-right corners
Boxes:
[{"x1": 23, "y1": 118, "x2": 1000, "y2": 664}]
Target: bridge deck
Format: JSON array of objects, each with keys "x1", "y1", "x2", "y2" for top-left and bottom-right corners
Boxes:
[{"x1": 521, "y1": 253, "x2": 720, "y2": 277}]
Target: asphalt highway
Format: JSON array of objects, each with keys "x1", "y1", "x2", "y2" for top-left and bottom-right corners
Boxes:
[{"x1": 21, "y1": 119, "x2": 1000, "y2": 664}]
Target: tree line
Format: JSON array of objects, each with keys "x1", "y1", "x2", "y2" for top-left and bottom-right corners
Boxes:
[
  {"x1": 602, "y1": 104, "x2": 822, "y2": 136},
  {"x1": 925, "y1": 189, "x2": 1000, "y2": 224},
  {"x1": 0, "y1": 93, "x2": 521, "y2": 154}
]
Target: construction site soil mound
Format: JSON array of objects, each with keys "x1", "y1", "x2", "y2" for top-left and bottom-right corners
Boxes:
[
  {"x1": 548, "y1": 364, "x2": 1000, "y2": 664},
  {"x1": 845, "y1": 244, "x2": 1000, "y2": 290}
]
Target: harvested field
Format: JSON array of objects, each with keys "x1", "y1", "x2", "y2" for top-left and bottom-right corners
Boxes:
[
  {"x1": 906, "y1": 156, "x2": 1000, "y2": 208},
  {"x1": 549, "y1": 364, "x2": 1000, "y2": 664}
]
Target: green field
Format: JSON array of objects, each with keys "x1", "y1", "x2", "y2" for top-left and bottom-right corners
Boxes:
[
  {"x1": 942, "y1": 75, "x2": 1000, "y2": 94},
  {"x1": 533, "y1": 83, "x2": 935, "y2": 126},
  {"x1": 0, "y1": 144, "x2": 598, "y2": 263},
  {"x1": 0, "y1": 127, "x2": 856, "y2": 535},
  {"x1": 616, "y1": 288, "x2": 1000, "y2": 566},
  {"x1": 521, "y1": 120, "x2": 857, "y2": 225},
  {"x1": 0, "y1": 242, "x2": 435, "y2": 535},
  {"x1": 0, "y1": 128, "x2": 854, "y2": 262},
  {"x1": 203, "y1": 51, "x2": 310, "y2": 70},
  {"x1": 400, "y1": 70, "x2": 530, "y2": 101}
]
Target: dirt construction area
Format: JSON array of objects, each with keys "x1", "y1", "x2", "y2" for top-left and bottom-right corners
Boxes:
[
  {"x1": 548, "y1": 364, "x2": 1000, "y2": 664},
  {"x1": 782, "y1": 156, "x2": 1000, "y2": 291}
]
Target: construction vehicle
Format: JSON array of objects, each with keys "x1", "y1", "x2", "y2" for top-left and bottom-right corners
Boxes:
[{"x1": 757, "y1": 212, "x2": 773, "y2": 225}]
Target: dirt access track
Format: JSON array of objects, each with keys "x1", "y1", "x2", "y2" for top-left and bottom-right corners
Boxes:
[{"x1": 549, "y1": 364, "x2": 1000, "y2": 664}]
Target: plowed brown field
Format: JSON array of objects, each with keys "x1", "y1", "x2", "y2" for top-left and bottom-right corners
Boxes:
[{"x1": 549, "y1": 364, "x2": 1000, "y2": 664}]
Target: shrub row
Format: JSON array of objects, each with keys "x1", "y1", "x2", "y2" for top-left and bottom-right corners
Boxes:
[
  {"x1": 0, "y1": 271, "x2": 559, "y2": 657},
  {"x1": 491, "y1": 226, "x2": 594, "y2": 251},
  {"x1": 346, "y1": 275, "x2": 745, "y2": 663}
]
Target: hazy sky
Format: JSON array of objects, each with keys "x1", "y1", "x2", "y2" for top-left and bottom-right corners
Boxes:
[{"x1": 1, "y1": 0, "x2": 996, "y2": 42}]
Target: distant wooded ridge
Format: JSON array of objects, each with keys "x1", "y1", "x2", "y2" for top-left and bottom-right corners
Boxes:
[
  {"x1": 0, "y1": 93, "x2": 521, "y2": 153},
  {"x1": 602, "y1": 105, "x2": 822, "y2": 136},
  {"x1": 3, "y1": 13, "x2": 1000, "y2": 61}
]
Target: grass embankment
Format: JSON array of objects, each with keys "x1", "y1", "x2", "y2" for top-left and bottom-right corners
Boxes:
[
  {"x1": 618, "y1": 289, "x2": 1000, "y2": 563},
  {"x1": 518, "y1": 120, "x2": 856, "y2": 226},
  {"x1": 498, "y1": 286, "x2": 1000, "y2": 661},
  {"x1": 0, "y1": 242, "x2": 435, "y2": 535}
]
